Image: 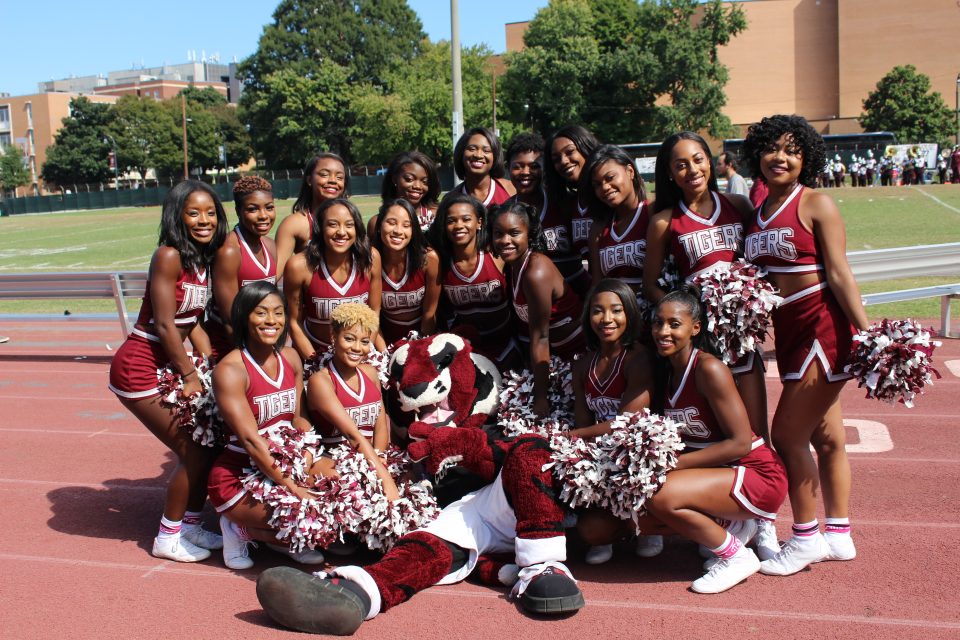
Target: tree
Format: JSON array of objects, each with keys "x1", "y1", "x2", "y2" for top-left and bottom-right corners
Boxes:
[
  {"x1": 108, "y1": 95, "x2": 180, "y2": 184},
  {"x1": 499, "y1": 0, "x2": 746, "y2": 142},
  {"x1": 0, "y1": 144, "x2": 32, "y2": 193},
  {"x1": 41, "y1": 97, "x2": 113, "y2": 186},
  {"x1": 238, "y1": 0, "x2": 425, "y2": 166},
  {"x1": 860, "y1": 65, "x2": 955, "y2": 145}
]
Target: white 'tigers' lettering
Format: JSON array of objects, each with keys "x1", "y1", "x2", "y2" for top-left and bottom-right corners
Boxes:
[
  {"x1": 600, "y1": 240, "x2": 646, "y2": 275},
  {"x1": 744, "y1": 229, "x2": 798, "y2": 262},
  {"x1": 177, "y1": 283, "x2": 210, "y2": 314},
  {"x1": 382, "y1": 286, "x2": 425, "y2": 311},
  {"x1": 347, "y1": 402, "x2": 380, "y2": 428},
  {"x1": 312, "y1": 293, "x2": 369, "y2": 319},
  {"x1": 677, "y1": 224, "x2": 742, "y2": 265},
  {"x1": 445, "y1": 280, "x2": 502, "y2": 305},
  {"x1": 665, "y1": 407, "x2": 711, "y2": 438},
  {"x1": 252, "y1": 388, "x2": 296, "y2": 425}
]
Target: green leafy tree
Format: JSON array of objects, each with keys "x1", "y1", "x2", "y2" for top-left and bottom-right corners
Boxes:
[
  {"x1": 108, "y1": 95, "x2": 180, "y2": 184},
  {"x1": 41, "y1": 97, "x2": 113, "y2": 186},
  {"x1": 0, "y1": 144, "x2": 32, "y2": 192},
  {"x1": 500, "y1": 0, "x2": 745, "y2": 142},
  {"x1": 210, "y1": 103, "x2": 254, "y2": 171},
  {"x1": 238, "y1": 0, "x2": 425, "y2": 166},
  {"x1": 860, "y1": 65, "x2": 955, "y2": 145},
  {"x1": 179, "y1": 86, "x2": 228, "y2": 108}
]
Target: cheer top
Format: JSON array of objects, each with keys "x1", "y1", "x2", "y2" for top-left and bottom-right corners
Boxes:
[
  {"x1": 509, "y1": 251, "x2": 583, "y2": 349},
  {"x1": 584, "y1": 349, "x2": 628, "y2": 423},
  {"x1": 134, "y1": 264, "x2": 209, "y2": 341},
  {"x1": 380, "y1": 256, "x2": 426, "y2": 345},
  {"x1": 596, "y1": 201, "x2": 650, "y2": 297},
  {"x1": 568, "y1": 194, "x2": 593, "y2": 258},
  {"x1": 208, "y1": 227, "x2": 277, "y2": 325},
  {"x1": 442, "y1": 251, "x2": 511, "y2": 338},
  {"x1": 312, "y1": 363, "x2": 381, "y2": 446},
  {"x1": 670, "y1": 191, "x2": 744, "y2": 281},
  {"x1": 455, "y1": 178, "x2": 512, "y2": 209},
  {"x1": 663, "y1": 348, "x2": 725, "y2": 448},
  {"x1": 744, "y1": 185, "x2": 823, "y2": 274},
  {"x1": 507, "y1": 191, "x2": 587, "y2": 285},
  {"x1": 223, "y1": 349, "x2": 298, "y2": 454},
  {"x1": 303, "y1": 259, "x2": 371, "y2": 350}
]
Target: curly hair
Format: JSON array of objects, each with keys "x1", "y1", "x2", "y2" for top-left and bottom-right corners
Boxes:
[
  {"x1": 232, "y1": 175, "x2": 273, "y2": 209},
  {"x1": 486, "y1": 200, "x2": 547, "y2": 257},
  {"x1": 653, "y1": 132, "x2": 719, "y2": 213},
  {"x1": 331, "y1": 302, "x2": 380, "y2": 335},
  {"x1": 741, "y1": 115, "x2": 825, "y2": 188},
  {"x1": 506, "y1": 132, "x2": 545, "y2": 164}
]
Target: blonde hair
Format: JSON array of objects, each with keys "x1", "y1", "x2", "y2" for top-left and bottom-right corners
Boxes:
[{"x1": 331, "y1": 303, "x2": 380, "y2": 334}]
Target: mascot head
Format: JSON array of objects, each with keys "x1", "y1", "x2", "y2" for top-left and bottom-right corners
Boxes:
[{"x1": 389, "y1": 333, "x2": 500, "y2": 430}]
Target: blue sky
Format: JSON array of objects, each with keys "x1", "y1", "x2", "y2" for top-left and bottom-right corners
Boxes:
[{"x1": 0, "y1": 1, "x2": 546, "y2": 97}]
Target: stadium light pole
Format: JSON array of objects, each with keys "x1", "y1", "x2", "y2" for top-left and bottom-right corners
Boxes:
[{"x1": 450, "y1": 0, "x2": 464, "y2": 153}]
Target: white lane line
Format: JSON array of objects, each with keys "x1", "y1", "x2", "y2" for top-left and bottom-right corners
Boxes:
[
  {"x1": 855, "y1": 519, "x2": 960, "y2": 530},
  {"x1": 848, "y1": 456, "x2": 958, "y2": 464},
  {"x1": 0, "y1": 428, "x2": 148, "y2": 437},
  {"x1": 910, "y1": 186, "x2": 960, "y2": 214},
  {"x1": 0, "y1": 552, "x2": 237, "y2": 579},
  {"x1": 87, "y1": 429, "x2": 109, "y2": 438},
  {"x1": 141, "y1": 562, "x2": 171, "y2": 579},
  {"x1": 945, "y1": 360, "x2": 960, "y2": 378}
]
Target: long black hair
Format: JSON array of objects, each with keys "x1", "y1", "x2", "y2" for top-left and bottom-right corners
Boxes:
[
  {"x1": 158, "y1": 180, "x2": 227, "y2": 273},
  {"x1": 486, "y1": 200, "x2": 547, "y2": 257},
  {"x1": 230, "y1": 280, "x2": 289, "y2": 349},
  {"x1": 653, "y1": 131, "x2": 719, "y2": 213},
  {"x1": 580, "y1": 144, "x2": 648, "y2": 224},
  {"x1": 655, "y1": 286, "x2": 721, "y2": 358},
  {"x1": 581, "y1": 279, "x2": 641, "y2": 352},
  {"x1": 379, "y1": 151, "x2": 440, "y2": 208},
  {"x1": 305, "y1": 198, "x2": 372, "y2": 274},
  {"x1": 372, "y1": 198, "x2": 428, "y2": 269},
  {"x1": 453, "y1": 127, "x2": 505, "y2": 180},
  {"x1": 428, "y1": 191, "x2": 487, "y2": 264},
  {"x1": 543, "y1": 124, "x2": 600, "y2": 202},
  {"x1": 741, "y1": 114, "x2": 826, "y2": 188},
  {"x1": 292, "y1": 153, "x2": 349, "y2": 215}
]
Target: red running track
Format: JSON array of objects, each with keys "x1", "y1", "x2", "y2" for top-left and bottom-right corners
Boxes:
[{"x1": 1, "y1": 319, "x2": 959, "y2": 639}]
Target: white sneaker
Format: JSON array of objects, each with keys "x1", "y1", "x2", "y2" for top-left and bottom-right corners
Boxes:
[
  {"x1": 759, "y1": 533, "x2": 830, "y2": 576},
  {"x1": 181, "y1": 524, "x2": 224, "y2": 550},
  {"x1": 152, "y1": 534, "x2": 211, "y2": 562},
  {"x1": 754, "y1": 519, "x2": 781, "y2": 561},
  {"x1": 691, "y1": 547, "x2": 760, "y2": 594},
  {"x1": 267, "y1": 543, "x2": 326, "y2": 565},
  {"x1": 824, "y1": 532, "x2": 857, "y2": 561},
  {"x1": 635, "y1": 535, "x2": 664, "y2": 558},
  {"x1": 585, "y1": 544, "x2": 614, "y2": 565},
  {"x1": 221, "y1": 516, "x2": 256, "y2": 570}
]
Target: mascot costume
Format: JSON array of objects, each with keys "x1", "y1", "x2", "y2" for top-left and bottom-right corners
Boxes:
[{"x1": 255, "y1": 334, "x2": 583, "y2": 635}]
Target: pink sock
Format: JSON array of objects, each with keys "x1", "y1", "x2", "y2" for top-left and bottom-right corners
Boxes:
[{"x1": 710, "y1": 532, "x2": 742, "y2": 560}]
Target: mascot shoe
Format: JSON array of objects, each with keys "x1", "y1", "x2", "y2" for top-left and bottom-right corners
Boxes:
[
  {"x1": 511, "y1": 562, "x2": 584, "y2": 614},
  {"x1": 256, "y1": 567, "x2": 370, "y2": 636}
]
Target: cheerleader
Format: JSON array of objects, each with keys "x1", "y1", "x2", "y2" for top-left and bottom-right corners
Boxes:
[
  {"x1": 284, "y1": 198, "x2": 382, "y2": 359},
  {"x1": 569, "y1": 280, "x2": 656, "y2": 565},
  {"x1": 643, "y1": 132, "x2": 768, "y2": 445},
  {"x1": 544, "y1": 125, "x2": 600, "y2": 265},
  {"x1": 371, "y1": 199, "x2": 442, "y2": 346},
  {"x1": 206, "y1": 176, "x2": 278, "y2": 361},
  {"x1": 107, "y1": 180, "x2": 227, "y2": 562},
  {"x1": 209, "y1": 281, "x2": 329, "y2": 569},
  {"x1": 582, "y1": 144, "x2": 650, "y2": 303},
  {"x1": 427, "y1": 192, "x2": 520, "y2": 372},
  {"x1": 368, "y1": 151, "x2": 441, "y2": 235},
  {"x1": 741, "y1": 115, "x2": 869, "y2": 575},
  {"x1": 452, "y1": 127, "x2": 515, "y2": 208},
  {"x1": 506, "y1": 132, "x2": 591, "y2": 297},
  {"x1": 275, "y1": 153, "x2": 348, "y2": 277},
  {"x1": 645, "y1": 289, "x2": 787, "y2": 593},
  {"x1": 489, "y1": 200, "x2": 585, "y2": 416}
]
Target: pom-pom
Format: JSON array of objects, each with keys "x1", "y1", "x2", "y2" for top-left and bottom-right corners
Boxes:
[
  {"x1": 157, "y1": 353, "x2": 223, "y2": 447},
  {"x1": 846, "y1": 318, "x2": 941, "y2": 408},
  {"x1": 692, "y1": 260, "x2": 782, "y2": 365},
  {"x1": 498, "y1": 356, "x2": 575, "y2": 438},
  {"x1": 303, "y1": 344, "x2": 391, "y2": 387}
]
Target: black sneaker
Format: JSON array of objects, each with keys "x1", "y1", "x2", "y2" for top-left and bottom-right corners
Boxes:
[
  {"x1": 256, "y1": 567, "x2": 368, "y2": 635},
  {"x1": 518, "y1": 564, "x2": 585, "y2": 615}
]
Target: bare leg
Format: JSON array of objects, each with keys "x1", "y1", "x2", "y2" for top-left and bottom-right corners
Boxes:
[
  {"x1": 811, "y1": 397, "x2": 850, "y2": 519},
  {"x1": 645, "y1": 468, "x2": 748, "y2": 549},
  {"x1": 734, "y1": 356, "x2": 769, "y2": 442}
]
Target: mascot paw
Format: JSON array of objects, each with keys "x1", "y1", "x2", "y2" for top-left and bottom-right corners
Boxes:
[
  {"x1": 406, "y1": 423, "x2": 495, "y2": 481},
  {"x1": 511, "y1": 562, "x2": 584, "y2": 615},
  {"x1": 257, "y1": 567, "x2": 368, "y2": 635}
]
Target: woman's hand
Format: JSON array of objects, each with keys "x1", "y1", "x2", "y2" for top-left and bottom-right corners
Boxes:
[
  {"x1": 382, "y1": 477, "x2": 401, "y2": 502},
  {"x1": 182, "y1": 373, "x2": 202, "y2": 397},
  {"x1": 290, "y1": 485, "x2": 321, "y2": 501}
]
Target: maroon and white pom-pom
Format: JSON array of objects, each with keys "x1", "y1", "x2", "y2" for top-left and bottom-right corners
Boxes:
[
  {"x1": 846, "y1": 318, "x2": 941, "y2": 408},
  {"x1": 157, "y1": 353, "x2": 223, "y2": 447},
  {"x1": 498, "y1": 357, "x2": 575, "y2": 438},
  {"x1": 692, "y1": 260, "x2": 782, "y2": 365}
]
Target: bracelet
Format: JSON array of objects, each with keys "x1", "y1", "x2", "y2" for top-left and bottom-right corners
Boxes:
[{"x1": 183, "y1": 369, "x2": 198, "y2": 379}]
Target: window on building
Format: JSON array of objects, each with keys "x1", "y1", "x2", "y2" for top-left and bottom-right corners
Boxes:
[
  {"x1": 0, "y1": 132, "x2": 12, "y2": 147},
  {"x1": 0, "y1": 105, "x2": 10, "y2": 125}
]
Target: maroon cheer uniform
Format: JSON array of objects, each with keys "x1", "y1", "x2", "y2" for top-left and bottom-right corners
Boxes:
[
  {"x1": 208, "y1": 349, "x2": 298, "y2": 512},
  {"x1": 663, "y1": 348, "x2": 787, "y2": 520},
  {"x1": 380, "y1": 256, "x2": 427, "y2": 346},
  {"x1": 744, "y1": 185, "x2": 854, "y2": 382},
  {"x1": 508, "y1": 251, "x2": 584, "y2": 360},
  {"x1": 108, "y1": 265, "x2": 209, "y2": 399},
  {"x1": 669, "y1": 191, "x2": 744, "y2": 281},
  {"x1": 454, "y1": 179, "x2": 512, "y2": 209},
  {"x1": 595, "y1": 202, "x2": 650, "y2": 301},
  {"x1": 311, "y1": 363, "x2": 382, "y2": 446},
  {"x1": 441, "y1": 251, "x2": 518, "y2": 369},
  {"x1": 583, "y1": 349, "x2": 628, "y2": 422},
  {"x1": 302, "y1": 260, "x2": 372, "y2": 353}
]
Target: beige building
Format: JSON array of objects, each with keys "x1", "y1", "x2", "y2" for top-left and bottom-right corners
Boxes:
[
  {"x1": 0, "y1": 93, "x2": 118, "y2": 196},
  {"x1": 506, "y1": 0, "x2": 960, "y2": 137}
]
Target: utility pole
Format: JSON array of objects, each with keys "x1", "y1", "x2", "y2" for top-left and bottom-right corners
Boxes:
[
  {"x1": 450, "y1": 0, "x2": 464, "y2": 152},
  {"x1": 181, "y1": 94, "x2": 189, "y2": 180},
  {"x1": 492, "y1": 75, "x2": 497, "y2": 135}
]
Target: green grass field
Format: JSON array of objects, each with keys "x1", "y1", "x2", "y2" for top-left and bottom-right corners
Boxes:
[{"x1": 1, "y1": 187, "x2": 959, "y2": 320}]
